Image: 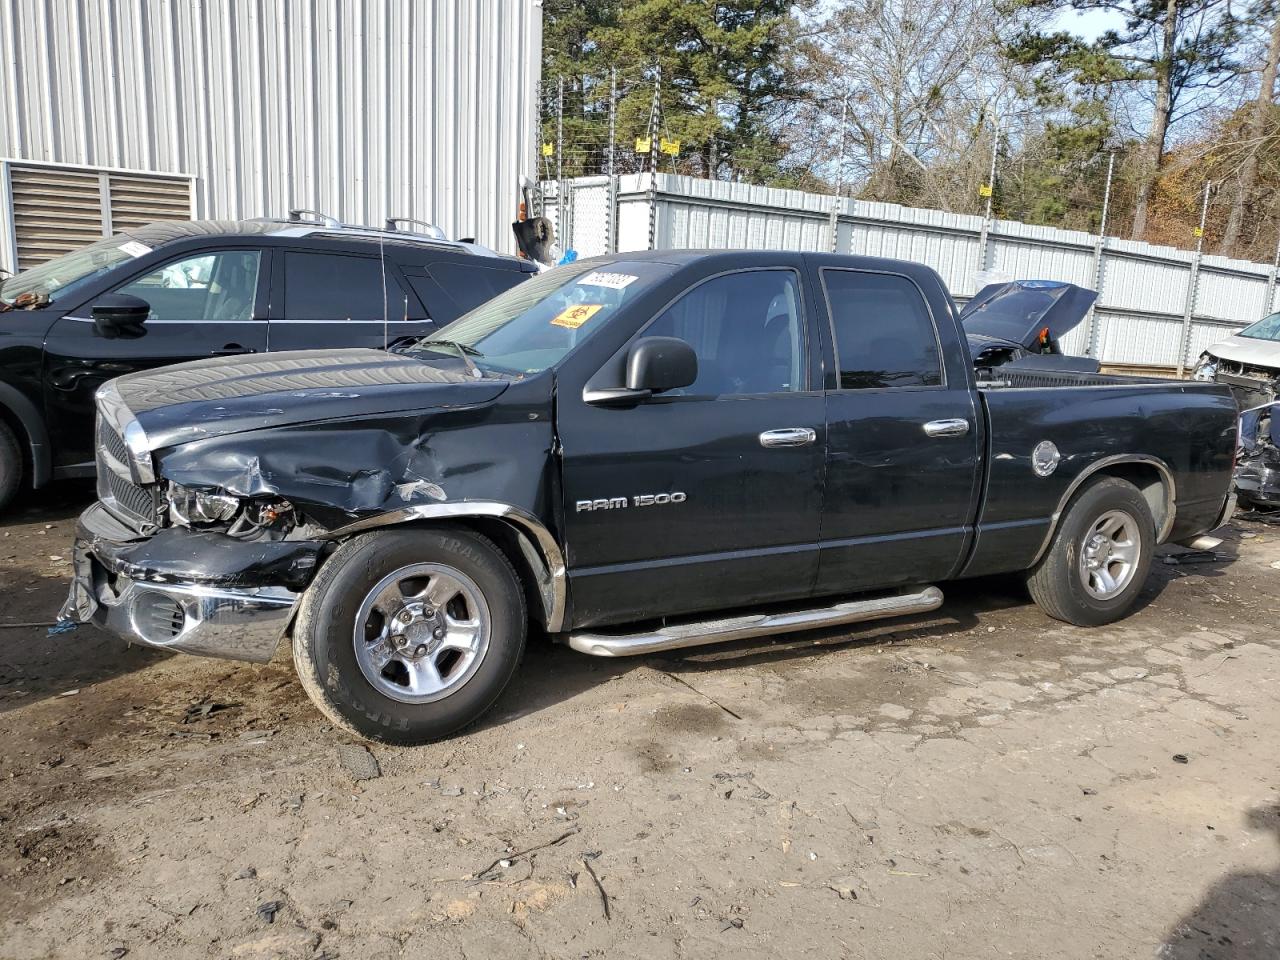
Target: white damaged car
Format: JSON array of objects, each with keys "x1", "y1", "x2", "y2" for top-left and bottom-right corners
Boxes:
[{"x1": 1192, "y1": 312, "x2": 1280, "y2": 408}]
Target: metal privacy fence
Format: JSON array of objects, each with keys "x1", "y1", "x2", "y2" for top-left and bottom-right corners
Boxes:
[{"x1": 542, "y1": 174, "x2": 1280, "y2": 372}]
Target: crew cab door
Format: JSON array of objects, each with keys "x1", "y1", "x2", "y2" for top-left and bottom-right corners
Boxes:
[
  {"x1": 812, "y1": 263, "x2": 982, "y2": 594},
  {"x1": 43, "y1": 247, "x2": 270, "y2": 470},
  {"x1": 557, "y1": 266, "x2": 825, "y2": 629}
]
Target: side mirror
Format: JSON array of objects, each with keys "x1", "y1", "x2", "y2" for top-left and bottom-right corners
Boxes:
[
  {"x1": 626, "y1": 336, "x2": 697, "y2": 393},
  {"x1": 92, "y1": 294, "x2": 151, "y2": 339}
]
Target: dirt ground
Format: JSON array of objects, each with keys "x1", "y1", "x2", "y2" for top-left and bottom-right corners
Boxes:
[{"x1": 1, "y1": 482, "x2": 1278, "y2": 960}]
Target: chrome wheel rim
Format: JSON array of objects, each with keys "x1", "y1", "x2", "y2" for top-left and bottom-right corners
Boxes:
[
  {"x1": 1078, "y1": 509, "x2": 1141, "y2": 600},
  {"x1": 352, "y1": 563, "x2": 490, "y2": 704}
]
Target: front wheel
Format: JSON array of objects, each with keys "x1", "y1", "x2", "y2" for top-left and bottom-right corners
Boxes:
[
  {"x1": 1026, "y1": 477, "x2": 1155, "y2": 627},
  {"x1": 293, "y1": 528, "x2": 527, "y2": 744}
]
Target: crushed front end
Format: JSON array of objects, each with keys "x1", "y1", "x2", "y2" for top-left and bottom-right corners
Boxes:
[
  {"x1": 59, "y1": 383, "x2": 325, "y2": 662},
  {"x1": 1235, "y1": 401, "x2": 1280, "y2": 509}
]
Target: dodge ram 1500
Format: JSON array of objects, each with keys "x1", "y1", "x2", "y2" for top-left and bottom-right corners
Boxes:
[{"x1": 61, "y1": 251, "x2": 1238, "y2": 744}]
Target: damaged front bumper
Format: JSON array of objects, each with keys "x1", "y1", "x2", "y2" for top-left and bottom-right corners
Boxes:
[
  {"x1": 60, "y1": 502, "x2": 323, "y2": 663},
  {"x1": 1235, "y1": 402, "x2": 1280, "y2": 508}
]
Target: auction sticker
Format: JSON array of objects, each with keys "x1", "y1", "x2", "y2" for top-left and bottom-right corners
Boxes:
[
  {"x1": 551, "y1": 303, "x2": 604, "y2": 329},
  {"x1": 577, "y1": 271, "x2": 638, "y2": 290},
  {"x1": 119, "y1": 240, "x2": 152, "y2": 258}
]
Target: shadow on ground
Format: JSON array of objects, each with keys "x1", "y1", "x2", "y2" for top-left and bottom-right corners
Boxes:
[{"x1": 1159, "y1": 805, "x2": 1280, "y2": 959}]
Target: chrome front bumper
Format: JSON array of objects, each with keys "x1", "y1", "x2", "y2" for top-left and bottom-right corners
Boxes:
[
  {"x1": 64, "y1": 536, "x2": 298, "y2": 663},
  {"x1": 88, "y1": 576, "x2": 297, "y2": 663}
]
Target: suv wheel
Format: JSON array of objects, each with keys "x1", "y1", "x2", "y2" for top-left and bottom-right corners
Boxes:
[
  {"x1": 293, "y1": 528, "x2": 527, "y2": 744},
  {"x1": 0, "y1": 419, "x2": 23, "y2": 513},
  {"x1": 1026, "y1": 477, "x2": 1155, "y2": 626}
]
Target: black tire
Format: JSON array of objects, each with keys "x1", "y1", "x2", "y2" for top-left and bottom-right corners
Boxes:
[
  {"x1": 293, "y1": 527, "x2": 526, "y2": 745},
  {"x1": 1026, "y1": 477, "x2": 1155, "y2": 627},
  {"x1": 0, "y1": 419, "x2": 23, "y2": 514}
]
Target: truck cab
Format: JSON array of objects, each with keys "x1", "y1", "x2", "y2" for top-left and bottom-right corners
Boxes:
[{"x1": 62, "y1": 251, "x2": 1238, "y2": 745}]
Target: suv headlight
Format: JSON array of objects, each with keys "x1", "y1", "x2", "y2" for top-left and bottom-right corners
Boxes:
[
  {"x1": 1192, "y1": 353, "x2": 1219, "y2": 381},
  {"x1": 166, "y1": 482, "x2": 240, "y2": 526}
]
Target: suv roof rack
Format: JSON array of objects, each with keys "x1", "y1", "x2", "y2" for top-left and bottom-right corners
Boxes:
[
  {"x1": 287, "y1": 208, "x2": 341, "y2": 228},
  {"x1": 384, "y1": 217, "x2": 447, "y2": 241}
]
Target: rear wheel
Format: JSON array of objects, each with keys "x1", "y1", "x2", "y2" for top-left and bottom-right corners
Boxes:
[
  {"x1": 293, "y1": 528, "x2": 526, "y2": 744},
  {"x1": 0, "y1": 419, "x2": 23, "y2": 514},
  {"x1": 1026, "y1": 478, "x2": 1155, "y2": 626}
]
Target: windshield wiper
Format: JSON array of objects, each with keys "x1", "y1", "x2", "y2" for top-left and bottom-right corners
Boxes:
[{"x1": 417, "y1": 338, "x2": 486, "y2": 379}]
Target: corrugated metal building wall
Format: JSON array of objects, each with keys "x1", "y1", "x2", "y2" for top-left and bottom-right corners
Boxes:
[
  {"x1": 0, "y1": 0, "x2": 542, "y2": 271},
  {"x1": 547, "y1": 174, "x2": 1280, "y2": 371}
]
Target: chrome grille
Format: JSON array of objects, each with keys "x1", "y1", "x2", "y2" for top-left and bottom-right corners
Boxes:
[{"x1": 96, "y1": 415, "x2": 159, "y2": 528}]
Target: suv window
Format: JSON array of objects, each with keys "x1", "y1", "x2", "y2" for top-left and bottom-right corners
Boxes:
[
  {"x1": 284, "y1": 252, "x2": 390, "y2": 321},
  {"x1": 117, "y1": 250, "x2": 261, "y2": 321},
  {"x1": 644, "y1": 270, "x2": 805, "y2": 397},
  {"x1": 823, "y1": 269, "x2": 942, "y2": 389}
]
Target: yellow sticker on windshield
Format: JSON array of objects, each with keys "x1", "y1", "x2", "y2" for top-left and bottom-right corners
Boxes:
[{"x1": 551, "y1": 303, "x2": 604, "y2": 329}]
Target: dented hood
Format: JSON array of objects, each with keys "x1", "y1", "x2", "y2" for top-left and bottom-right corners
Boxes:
[
  {"x1": 960, "y1": 280, "x2": 1097, "y2": 348},
  {"x1": 112, "y1": 348, "x2": 509, "y2": 450}
]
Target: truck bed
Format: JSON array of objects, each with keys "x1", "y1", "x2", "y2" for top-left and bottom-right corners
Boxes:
[{"x1": 960, "y1": 371, "x2": 1238, "y2": 580}]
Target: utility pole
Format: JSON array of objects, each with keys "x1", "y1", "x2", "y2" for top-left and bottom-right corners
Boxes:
[
  {"x1": 531, "y1": 79, "x2": 543, "y2": 218},
  {"x1": 606, "y1": 68, "x2": 618, "y2": 253},
  {"x1": 556, "y1": 76, "x2": 565, "y2": 248},
  {"x1": 975, "y1": 124, "x2": 999, "y2": 275},
  {"x1": 1085, "y1": 150, "x2": 1116, "y2": 358},
  {"x1": 1176, "y1": 181, "x2": 1212, "y2": 377},
  {"x1": 828, "y1": 97, "x2": 848, "y2": 253},
  {"x1": 646, "y1": 66, "x2": 661, "y2": 250},
  {"x1": 1267, "y1": 230, "x2": 1280, "y2": 316}
]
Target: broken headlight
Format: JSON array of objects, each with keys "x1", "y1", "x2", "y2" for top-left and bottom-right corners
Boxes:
[
  {"x1": 1191, "y1": 353, "x2": 1219, "y2": 382},
  {"x1": 166, "y1": 482, "x2": 240, "y2": 527}
]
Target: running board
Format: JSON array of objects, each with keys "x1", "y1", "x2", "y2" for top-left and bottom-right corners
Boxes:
[{"x1": 566, "y1": 586, "x2": 945, "y2": 658}]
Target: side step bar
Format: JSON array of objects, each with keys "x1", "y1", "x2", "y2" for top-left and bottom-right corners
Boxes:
[{"x1": 566, "y1": 586, "x2": 945, "y2": 658}]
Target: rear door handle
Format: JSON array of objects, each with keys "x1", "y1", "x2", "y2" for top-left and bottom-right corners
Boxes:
[
  {"x1": 923, "y1": 418, "x2": 970, "y2": 438},
  {"x1": 759, "y1": 427, "x2": 816, "y2": 448},
  {"x1": 212, "y1": 343, "x2": 257, "y2": 356}
]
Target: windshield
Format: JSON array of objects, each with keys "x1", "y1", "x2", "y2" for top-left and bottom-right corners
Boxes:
[
  {"x1": 1239, "y1": 312, "x2": 1280, "y2": 342},
  {"x1": 407, "y1": 260, "x2": 673, "y2": 377},
  {"x1": 0, "y1": 233, "x2": 151, "y2": 306}
]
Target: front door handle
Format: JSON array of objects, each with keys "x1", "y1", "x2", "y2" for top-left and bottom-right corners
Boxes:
[
  {"x1": 212, "y1": 343, "x2": 257, "y2": 356},
  {"x1": 923, "y1": 418, "x2": 970, "y2": 438},
  {"x1": 759, "y1": 427, "x2": 816, "y2": 448}
]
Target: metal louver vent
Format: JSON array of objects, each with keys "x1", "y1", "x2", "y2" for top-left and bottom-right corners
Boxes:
[
  {"x1": 9, "y1": 166, "x2": 105, "y2": 270},
  {"x1": 108, "y1": 174, "x2": 191, "y2": 232},
  {"x1": 6, "y1": 164, "x2": 193, "y2": 270}
]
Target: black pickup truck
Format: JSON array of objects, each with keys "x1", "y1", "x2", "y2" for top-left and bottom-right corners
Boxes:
[{"x1": 61, "y1": 251, "x2": 1238, "y2": 744}]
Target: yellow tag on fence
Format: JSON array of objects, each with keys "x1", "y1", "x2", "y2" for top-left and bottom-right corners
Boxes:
[
  {"x1": 1193, "y1": 226, "x2": 1204, "y2": 238},
  {"x1": 541, "y1": 143, "x2": 554, "y2": 156},
  {"x1": 979, "y1": 184, "x2": 993, "y2": 198},
  {"x1": 551, "y1": 304, "x2": 604, "y2": 329},
  {"x1": 660, "y1": 137, "x2": 681, "y2": 156},
  {"x1": 635, "y1": 137, "x2": 652, "y2": 154}
]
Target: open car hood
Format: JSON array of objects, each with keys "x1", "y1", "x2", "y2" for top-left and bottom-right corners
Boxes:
[{"x1": 960, "y1": 280, "x2": 1097, "y2": 349}]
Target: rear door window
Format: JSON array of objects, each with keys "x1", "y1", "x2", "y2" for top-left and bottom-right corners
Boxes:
[
  {"x1": 283, "y1": 252, "x2": 392, "y2": 321},
  {"x1": 822, "y1": 269, "x2": 942, "y2": 389}
]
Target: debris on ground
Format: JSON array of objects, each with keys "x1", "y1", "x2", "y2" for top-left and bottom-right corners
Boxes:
[
  {"x1": 336, "y1": 743, "x2": 381, "y2": 781},
  {"x1": 1162, "y1": 551, "x2": 1227, "y2": 565},
  {"x1": 180, "y1": 700, "x2": 237, "y2": 724},
  {"x1": 1172, "y1": 754, "x2": 1189, "y2": 764},
  {"x1": 255, "y1": 900, "x2": 284, "y2": 924}
]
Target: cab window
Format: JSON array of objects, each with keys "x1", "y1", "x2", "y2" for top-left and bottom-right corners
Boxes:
[
  {"x1": 116, "y1": 250, "x2": 262, "y2": 322},
  {"x1": 822, "y1": 269, "x2": 942, "y2": 389},
  {"x1": 643, "y1": 269, "x2": 805, "y2": 397}
]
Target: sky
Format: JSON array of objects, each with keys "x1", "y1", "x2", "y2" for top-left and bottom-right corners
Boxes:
[{"x1": 1056, "y1": 7, "x2": 1127, "y2": 41}]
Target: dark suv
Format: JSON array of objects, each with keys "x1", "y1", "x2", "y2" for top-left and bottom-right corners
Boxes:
[{"x1": 0, "y1": 217, "x2": 535, "y2": 510}]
